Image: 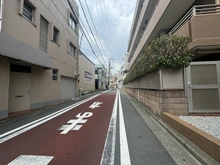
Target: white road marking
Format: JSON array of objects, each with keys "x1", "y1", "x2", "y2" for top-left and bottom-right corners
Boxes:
[
  {"x1": 100, "y1": 90, "x2": 118, "y2": 165},
  {"x1": 119, "y1": 91, "x2": 131, "y2": 165},
  {"x1": 0, "y1": 94, "x2": 101, "y2": 144},
  {"x1": 102, "y1": 90, "x2": 111, "y2": 94},
  {"x1": 89, "y1": 102, "x2": 103, "y2": 109},
  {"x1": 58, "y1": 112, "x2": 93, "y2": 134},
  {"x1": 8, "y1": 155, "x2": 54, "y2": 165}
]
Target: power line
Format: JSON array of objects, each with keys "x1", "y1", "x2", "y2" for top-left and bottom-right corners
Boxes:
[
  {"x1": 67, "y1": 0, "x2": 107, "y2": 68},
  {"x1": 78, "y1": 0, "x2": 108, "y2": 68},
  {"x1": 84, "y1": 0, "x2": 108, "y2": 65}
]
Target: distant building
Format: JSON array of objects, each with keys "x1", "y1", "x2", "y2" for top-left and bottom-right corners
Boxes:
[
  {"x1": 110, "y1": 74, "x2": 118, "y2": 89},
  {"x1": 0, "y1": 0, "x2": 79, "y2": 119},
  {"x1": 122, "y1": 53, "x2": 129, "y2": 74},
  {"x1": 95, "y1": 64, "x2": 107, "y2": 90},
  {"x1": 78, "y1": 51, "x2": 95, "y2": 95},
  {"x1": 118, "y1": 53, "x2": 129, "y2": 88}
]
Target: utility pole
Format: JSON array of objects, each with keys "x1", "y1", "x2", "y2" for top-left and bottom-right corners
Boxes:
[{"x1": 109, "y1": 58, "x2": 113, "y2": 89}]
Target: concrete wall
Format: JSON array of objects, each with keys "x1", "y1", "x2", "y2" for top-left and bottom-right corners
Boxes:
[
  {"x1": 30, "y1": 65, "x2": 60, "y2": 105},
  {"x1": 189, "y1": 13, "x2": 220, "y2": 49},
  {"x1": 78, "y1": 54, "x2": 95, "y2": 93},
  {"x1": 125, "y1": 71, "x2": 161, "y2": 89},
  {"x1": 125, "y1": 69, "x2": 184, "y2": 90},
  {"x1": 174, "y1": 21, "x2": 190, "y2": 37},
  {"x1": 0, "y1": 56, "x2": 9, "y2": 118},
  {"x1": 124, "y1": 88, "x2": 188, "y2": 116},
  {"x1": 174, "y1": 13, "x2": 220, "y2": 50}
]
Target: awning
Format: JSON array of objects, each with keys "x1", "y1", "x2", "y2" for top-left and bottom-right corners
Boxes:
[{"x1": 0, "y1": 32, "x2": 53, "y2": 69}]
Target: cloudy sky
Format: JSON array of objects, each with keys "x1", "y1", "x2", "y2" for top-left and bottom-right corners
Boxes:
[{"x1": 75, "y1": 0, "x2": 137, "y2": 74}]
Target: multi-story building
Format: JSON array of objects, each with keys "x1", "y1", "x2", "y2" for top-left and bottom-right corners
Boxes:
[
  {"x1": 78, "y1": 51, "x2": 95, "y2": 95},
  {"x1": 0, "y1": 0, "x2": 79, "y2": 119},
  {"x1": 118, "y1": 53, "x2": 129, "y2": 88},
  {"x1": 122, "y1": 53, "x2": 129, "y2": 74},
  {"x1": 95, "y1": 64, "x2": 107, "y2": 90},
  {"x1": 125, "y1": 0, "x2": 220, "y2": 115},
  {"x1": 110, "y1": 74, "x2": 118, "y2": 89},
  {"x1": 117, "y1": 66, "x2": 124, "y2": 89}
]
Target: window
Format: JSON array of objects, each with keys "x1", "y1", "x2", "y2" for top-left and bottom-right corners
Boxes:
[
  {"x1": 69, "y1": 14, "x2": 76, "y2": 30},
  {"x1": 53, "y1": 27, "x2": 59, "y2": 45},
  {"x1": 39, "y1": 15, "x2": 48, "y2": 53},
  {"x1": 23, "y1": 1, "x2": 33, "y2": 22},
  {"x1": 52, "y1": 69, "x2": 58, "y2": 81},
  {"x1": 69, "y1": 43, "x2": 76, "y2": 56}
]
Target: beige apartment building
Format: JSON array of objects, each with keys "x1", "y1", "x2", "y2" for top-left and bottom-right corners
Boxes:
[
  {"x1": 78, "y1": 51, "x2": 95, "y2": 95},
  {"x1": 0, "y1": 0, "x2": 79, "y2": 119},
  {"x1": 125, "y1": 0, "x2": 220, "y2": 115}
]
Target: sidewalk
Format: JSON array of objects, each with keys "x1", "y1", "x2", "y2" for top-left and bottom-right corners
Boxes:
[
  {"x1": 0, "y1": 91, "x2": 104, "y2": 123},
  {"x1": 124, "y1": 91, "x2": 220, "y2": 164}
]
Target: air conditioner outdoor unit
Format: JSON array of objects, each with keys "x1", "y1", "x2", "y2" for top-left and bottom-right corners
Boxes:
[{"x1": 75, "y1": 71, "x2": 80, "y2": 77}]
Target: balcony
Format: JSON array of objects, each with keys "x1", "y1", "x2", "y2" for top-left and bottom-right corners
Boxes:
[
  {"x1": 169, "y1": 4, "x2": 220, "y2": 51},
  {"x1": 127, "y1": 0, "x2": 195, "y2": 70}
]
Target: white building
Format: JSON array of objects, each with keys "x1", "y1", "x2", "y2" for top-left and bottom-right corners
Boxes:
[{"x1": 95, "y1": 64, "x2": 107, "y2": 90}]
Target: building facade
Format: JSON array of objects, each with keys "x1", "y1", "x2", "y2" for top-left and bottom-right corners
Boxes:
[
  {"x1": 95, "y1": 64, "x2": 107, "y2": 90},
  {"x1": 118, "y1": 53, "x2": 129, "y2": 88},
  {"x1": 78, "y1": 51, "x2": 95, "y2": 95},
  {"x1": 0, "y1": 0, "x2": 79, "y2": 119},
  {"x1": 125, "y1": 0, "x2": 220, "y2": 115}
]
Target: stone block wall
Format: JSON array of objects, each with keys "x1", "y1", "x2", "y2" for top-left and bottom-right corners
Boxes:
[{"x1": 124, "y1": 88, "x2": 188, "y2": 116}]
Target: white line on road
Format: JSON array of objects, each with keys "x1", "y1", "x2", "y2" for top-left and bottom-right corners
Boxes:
[
  {"x1": 119, "y1": 91, "x2": 131, "y2": 165},
  {"x1": 0, "y1": 94, "x2": 101, "y2": 144},
  {"x1": 100, "y1": 90, "x2": 118, "y2": 165},
  {"x1": 8, "y1": 155, "x2": 54, "y2": 165}
]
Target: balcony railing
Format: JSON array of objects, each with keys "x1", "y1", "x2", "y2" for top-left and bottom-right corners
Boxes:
[{"x1": 168, "y1": 4, "x2": 220, "y2": 35}]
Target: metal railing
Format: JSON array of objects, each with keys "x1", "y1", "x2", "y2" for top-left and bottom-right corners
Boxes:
[{"x1": 168, "y1": 4, "x2": 220, "y2": 35}]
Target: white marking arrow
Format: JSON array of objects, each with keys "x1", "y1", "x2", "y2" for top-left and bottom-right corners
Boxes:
[{"x1": 89, "y1": 102, "x2": 103, "y2": 109}]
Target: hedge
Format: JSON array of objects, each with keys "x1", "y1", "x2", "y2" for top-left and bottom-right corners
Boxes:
[{"x1": 123, "y1": 36, "x2": 193, "y2": 85}]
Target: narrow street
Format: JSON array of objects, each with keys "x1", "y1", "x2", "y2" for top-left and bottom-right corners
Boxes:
[{"x1": 0, "y1": 90, "x2": 200, "y2": 165}]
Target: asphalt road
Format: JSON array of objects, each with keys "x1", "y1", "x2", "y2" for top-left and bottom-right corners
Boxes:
[{"x1": 0, "y1": 89, "x2": 201, "y2": 165}]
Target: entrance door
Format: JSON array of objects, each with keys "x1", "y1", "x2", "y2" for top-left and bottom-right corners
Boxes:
[
  {"x1": 186, "y1": 61, "x2": 220, "y2": 113},
  {"x1": 9, "y1": 72, "x2": 31, "y2": 113}
]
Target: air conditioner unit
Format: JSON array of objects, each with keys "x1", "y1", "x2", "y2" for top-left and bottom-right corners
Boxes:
[{"x1": 75, "y1": 71, "x2": 80, "y2": 77}]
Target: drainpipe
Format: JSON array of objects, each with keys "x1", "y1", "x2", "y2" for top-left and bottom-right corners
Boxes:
[{"x1": 0, "y1": 0, "x2": 4, "y2": 31}]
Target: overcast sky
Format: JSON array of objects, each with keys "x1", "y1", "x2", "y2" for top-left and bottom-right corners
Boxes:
[{"x1": 75, "y1": 0, "x2": 137, "y2": 74}]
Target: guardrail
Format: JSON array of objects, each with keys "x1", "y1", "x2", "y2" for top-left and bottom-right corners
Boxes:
[{"x1": 168, "y1": 4, "x2": 220, "y2": 35}]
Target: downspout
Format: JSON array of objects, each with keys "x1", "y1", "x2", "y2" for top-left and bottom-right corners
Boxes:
[{"x1": 0, "y1": 0, "x2": 4, "y2": 31}]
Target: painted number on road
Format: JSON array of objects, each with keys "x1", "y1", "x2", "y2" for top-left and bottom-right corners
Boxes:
[
  {"x1": 8, "y1": 155, "x2": 54, "y2": 165},
  {"x1": 89, "y1": 102, "x2": 103, "y2": 109},
  {"x1": 57, "y1": 112, "x2": 93, "y2": 134}
]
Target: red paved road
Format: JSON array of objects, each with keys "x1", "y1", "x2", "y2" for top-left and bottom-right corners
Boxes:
[{"x1": 0, "y1": 92, "x2": 116, "y2": 165}]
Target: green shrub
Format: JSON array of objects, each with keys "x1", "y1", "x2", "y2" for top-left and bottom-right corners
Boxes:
[{"x1": 123, "y1": 36, "x2": 193, "y2": 85}]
